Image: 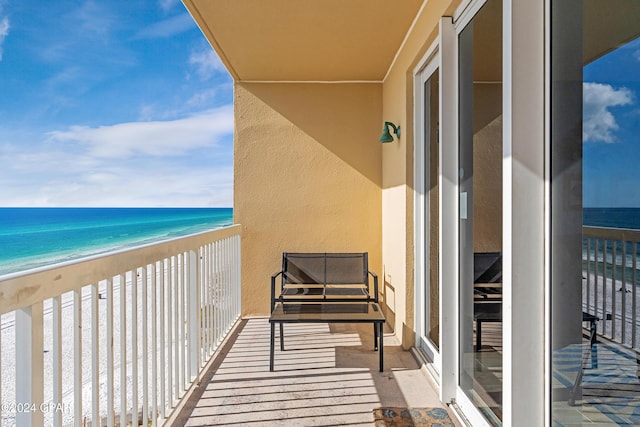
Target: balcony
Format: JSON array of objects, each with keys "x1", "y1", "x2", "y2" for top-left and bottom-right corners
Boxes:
[
  {"x1": 582, "y1": 226, "x2": 640, "y2": 349},
  {"x1": 0, "y1": 226, "x2": 241, "y2": 426},
  {"x1": 551, "y1": 226, "x2": 640, "y2": 425},
  {"x1": 0, "y1": 225, "x2": 455, "y2": 426},
  {"x1": 172, "y1": 320, "x2": 450, "y2": 426},
  {"x1": 5, "y1": 223, "x2": 638, "y2": 425}
]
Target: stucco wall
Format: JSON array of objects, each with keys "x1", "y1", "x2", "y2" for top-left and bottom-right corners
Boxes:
[
  {"x1": 381, "y1": 0, "x2": 460, "y2": 348},
  {"x1": 235, "y1": 83, "x2": 383, "y2": 316},
  {"x1": 473, "y1": 84, "x2": 503, "y2": 252}
]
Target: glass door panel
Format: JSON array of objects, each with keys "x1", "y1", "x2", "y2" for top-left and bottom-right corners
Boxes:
[
  {"x1": 551, "y1": 1, "x2": 640, "y2": 425},
  {"x1": 416, "y1": 60, "x2": 440, "y2": 362},
  {"x1": 426, "y1": 69, "x2": 440, "y2": 350},
  {"x1": 458, "y1": 0, "x2": 503, "y2": 423}
]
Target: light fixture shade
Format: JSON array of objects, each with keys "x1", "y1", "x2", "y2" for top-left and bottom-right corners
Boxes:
[
  {"x1": 379, "y1": 127, "x2": 394, "y2": 143},
  {"x1": 379, "y1": 121, "x2": 400, "y2": 143}
]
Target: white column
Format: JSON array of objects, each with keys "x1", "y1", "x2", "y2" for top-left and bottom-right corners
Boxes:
[
  {"x1": 502, "y1": 0, "x2": 545, "y2": 425},
  {"x1": 438, "y1": 15, "x2": 459, "y2": 403}
]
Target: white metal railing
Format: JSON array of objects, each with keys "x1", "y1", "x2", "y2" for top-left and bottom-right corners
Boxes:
[
  {"x1": 583, "y1": 226, "x2": 640, "y2": 350},
  {"x1": 0, "y1": 224, "x2": 241, "y2": 426}
]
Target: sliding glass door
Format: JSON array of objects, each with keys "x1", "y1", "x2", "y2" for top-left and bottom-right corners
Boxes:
[
  {"x1": 415, "y1": 54, "x2": 441, "y2": 367},
  {"x1": 458, "y1": 0, "x2": 503, "y2": 424},
  {"x1": 551, "y1": 1, "x2": 640, "y2": 425}
]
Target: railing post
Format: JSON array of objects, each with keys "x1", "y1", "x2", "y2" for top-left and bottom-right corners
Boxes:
[
  {"x1": 237, "y1": 234, "x2": 242, "y2": 318},
  {"x1": 15, "y1": 302, "x2": 44, "y2": 427},
  {"x1": 52, "y1": 296, "x2": 63, "y2": 427},
  {"x1": 141, "y1": 266, "x2": 149, "y2": 427},
  {"x1": 132, "y1": 270, "x2": 139, "y2": 424},
  {"x1": 106, "y1": 279, "x2": 114, "y2": 427},
  {"x1": 188, "y1": 250, "x2": 200, "y2": 380},
  {"x1": 91, "y1": 284, "x2": 100, "y2": 427},
  {"x1": 119, "y1": 273, "x2": 127, "y2": 427},
  {"x1": 0, "y1": 225, "x2": 241, "y2": 427},
  {"x1": 73, "y1": 289, "x2": 82, "y2": 427}
]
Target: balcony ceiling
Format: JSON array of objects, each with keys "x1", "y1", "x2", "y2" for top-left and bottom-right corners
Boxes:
[{"x1": 183, "y1": 0, "x2": 424, "y2": 82}]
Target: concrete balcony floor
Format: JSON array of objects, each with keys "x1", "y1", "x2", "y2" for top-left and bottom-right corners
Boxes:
[{"x1": 174, "y1": 318, "x2": 461, "y2": 426}]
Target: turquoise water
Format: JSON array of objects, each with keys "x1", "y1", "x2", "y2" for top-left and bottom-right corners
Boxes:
[
  {"x1": 0, "y1": 207, "x2": 633, "y2": 277},
  {"x1": 0, "y1": 207, "x2": 233, "y2": 276}
]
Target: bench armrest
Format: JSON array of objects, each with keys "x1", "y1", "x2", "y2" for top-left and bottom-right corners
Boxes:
[
  {"x1": 271, "y1": 271, "x2": 283, "y2": 312},
  {"x1": 368, "y1": 271, "x2": 379, "y2": 302}
]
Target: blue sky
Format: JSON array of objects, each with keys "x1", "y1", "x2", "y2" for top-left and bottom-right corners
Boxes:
[
  {"x1": 0, "y1": 0, "x2": 233, "y2": 207},
  {"x1": 583, "y1": 37, "x2": 640, "y2": 208},
  {"x1": 1, "y1": 1, "x2": 637, "y2": 209}
]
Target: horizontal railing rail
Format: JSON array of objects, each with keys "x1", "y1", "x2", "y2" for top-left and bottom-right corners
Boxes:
[
  {"x1": 0, "y1": 224, "x2": 241, "y2": 427},
  {"x1": 583, "y1": 226, "x2": 640, "y2": 350}
]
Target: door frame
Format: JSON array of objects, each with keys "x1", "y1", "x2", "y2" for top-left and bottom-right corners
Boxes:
[
  {"x1": 451, "y1": 1, "x2": 495, "y2": 425},
  {"x1": 413, "y1": 39, "x2": 442, "y2": 375},
  {"x1": 413, "y1": 0, "x2": 546, "y2": 424}
]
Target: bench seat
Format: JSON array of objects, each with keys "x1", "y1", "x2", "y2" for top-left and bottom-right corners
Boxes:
[{"x1": 269, "y1": 252, "x2": 384, "y2": 372}]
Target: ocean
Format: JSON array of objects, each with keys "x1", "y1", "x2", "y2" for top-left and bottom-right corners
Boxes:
[
  {"x1": 583, "y1": 207, "x2": 640, "y2": 229},
  {"x1": 0, "y1": 207, "x2": 233, "y2": 276},
  {"x1": 0, "y1": 207, "x2": 636, "y2": 278}
]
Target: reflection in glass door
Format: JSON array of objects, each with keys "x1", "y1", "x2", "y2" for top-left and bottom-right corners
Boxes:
[
  {"x1": 415, "y1": 59, "x2": 440, "y2": 365},
  {"x1": 458, "y1": 0, "x2": 503, "y2": 423},
  {"x1": 551, "y1": 1, "x2": 640, "y2": 425}
]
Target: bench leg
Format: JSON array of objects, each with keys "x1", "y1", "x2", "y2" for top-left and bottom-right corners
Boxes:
[
  {"x1": 270, "y1": 322, "x2": 275, "y2": 372},
  {"x1": 280, "y1": 322, "x2": 284, "y2": 351},
  {"x1": 476, "y1": 320, "x2": 482, "y2": 351},
  {"x1": 589, "y1": 319, "x2": 598, "y2": 369},
  {"x1": 373, "y1": 324, "x2": 378, "y2": 351},
  {"x1": 378, "y1": 322, "x2": 384, "y2": 372}
]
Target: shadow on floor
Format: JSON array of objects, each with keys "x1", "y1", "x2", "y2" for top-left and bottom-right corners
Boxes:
[{"x1": 172, "y1": 318, "x2": 458, "y2": 426}]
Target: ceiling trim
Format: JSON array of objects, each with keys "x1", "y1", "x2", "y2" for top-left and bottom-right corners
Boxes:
[{"x1": 383, "y1": 0, "x2": 430, "y2": 82}]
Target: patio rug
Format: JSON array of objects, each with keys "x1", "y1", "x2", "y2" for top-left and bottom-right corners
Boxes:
[{"x1": 373, "y1": 407, "x2": 454, "y2": 427}]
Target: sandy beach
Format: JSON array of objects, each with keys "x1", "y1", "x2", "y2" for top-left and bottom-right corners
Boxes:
[{"x1": 1, "y1": 272, "x2": 181, "y2": 427}]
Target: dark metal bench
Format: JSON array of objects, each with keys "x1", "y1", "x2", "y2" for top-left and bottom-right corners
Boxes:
[
  {"x1": 473, "y1": 252, "x2": 503, "y2": 350},
  {"x1": 269, "y1": 252, "x2": 384, "y2": 371},
  {"x1": 472, "y1": 253, "x2": 602, "y2": 354}
]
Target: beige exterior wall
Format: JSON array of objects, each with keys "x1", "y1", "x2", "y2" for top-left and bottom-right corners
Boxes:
[
  {"x1": 473, "y1": 84, "x2": 503, "y2": 253},
  {"x1": 227, "y1": 0, "x2": 464, "y2": 346},
  {"x1": 381, "y1": 0, "x2": 460, "y2": 348},
  {"x1": 235, "y1": 83, "x2": 383, "y2": 316}
]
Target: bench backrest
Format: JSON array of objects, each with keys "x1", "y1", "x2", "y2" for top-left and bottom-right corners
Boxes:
[
  {"x1": 474, "y1": 252, "x2": 502, "y2": 284},
  {"x1": 282, "y1": 252, "x2": 369, "y2": 285}
]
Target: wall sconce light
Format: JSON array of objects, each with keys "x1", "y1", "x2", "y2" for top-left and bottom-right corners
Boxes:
[{"x1": 379, "y1": 121, "x2": 400, "y2": 143}]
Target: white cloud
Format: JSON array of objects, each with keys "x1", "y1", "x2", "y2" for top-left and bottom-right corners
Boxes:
[
  {"x1": 189, "y1": 48, "x2": 227, "y2": 80},
  {"x1": 42, "y1": 165, "x2": 233, "y2": 207},
  {"x1": 158, "y1": 0, "x2": 181, "y2": 12},
  {"x1": 73, "y1": 1, "x2": 114, "y2": 40},
  {"x1": 0, "y1": 107, "x2": 234, "y2": 207},
  {"x1": 187, "y1": 87, "x2": 225, "y2": 107},
  {"x1": 583, "y1": 82, "x2": 633, "y2": 143},
  {"x1": 135, "y1": 13, "x2": 194, "y2": 39},
  {"x1": 0, "y1": 16, "x2": 9, "y2": 61},
  {"x1": 47, "y1": 106, "x2": 234, "y2": 158},
  {"x1": 0, "y1": 159, "x2": 233, "y2": 207}
]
